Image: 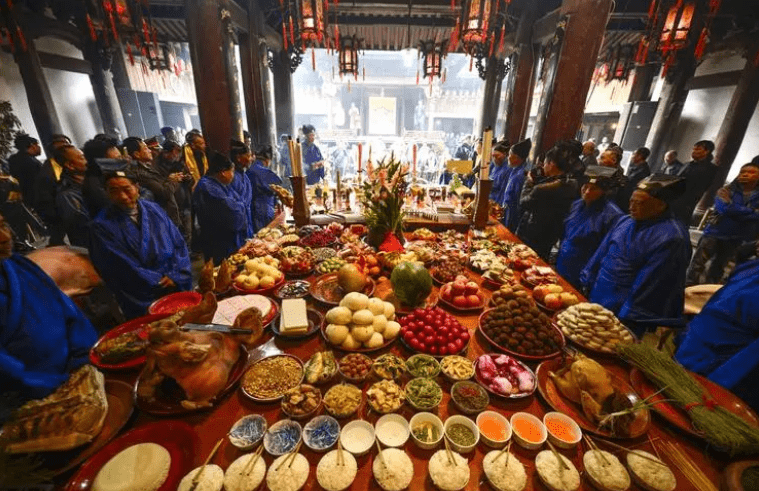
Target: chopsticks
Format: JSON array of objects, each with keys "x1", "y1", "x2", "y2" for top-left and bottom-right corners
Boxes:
[
  {"x1": 189, "y1": 437, "x2": 224, "y2": 491},
  {"x1": 275, "y1": 440, "x2": 303, "y2": 472},
  {"x1": 443, "y1": 435, "x2": 456, "y2": 465},
  {"x1": 375, "y1": 439, "x2": 387, "y2": 469},
  {"x1": 496, "y1": 440, "x2": 513, "y2": 467},
  {"x1": 593, "y1": 437, "x2": 668, "y2": 468},
  {"x1": 546, "y1": 440, "x2": 570, "y2": 471},
  {"x1": 583, "y1": 435, "x2": 612, "y2": 467},
  {"x1": 242, "y1": 444, "x2": 265, "y2": 476},
  {"x1": 337, "y1": 439, "x2": 345, "y2": 467}
]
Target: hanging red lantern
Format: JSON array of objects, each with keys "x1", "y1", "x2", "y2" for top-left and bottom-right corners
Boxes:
[
  {"x1": 338, "y1": 34, "x2": 359, "y2": 78},
  {"x1": 419, "y1": 40, "x2": 447, "y2": 80},
  {"x1": 86, "y1": 14, "x2": 97, "y2": 41},
  {"x1": 460, "y1": 0, "x2": 492, "y2": 57},
  {"x1": 298, "y1": 0, "x2": 326, "y2": 47},
  {"x1": 126, "y1": 42, "x2": 134, "y2": 65}
]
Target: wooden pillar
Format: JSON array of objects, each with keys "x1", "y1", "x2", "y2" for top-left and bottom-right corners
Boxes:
[
  {"x1": 3, "y1": 5, "x2": 62, "y2": 145},
  {"x1": 479, "y1": 57, "x2": 505, "y2": 134},
  {"x1": 185, "y1": 0, "x2": 235, "y2": 154},
  {"x1": 240, "y1": 0, "x2": 273, "y2": 148},
  {"x1": 271, "y1": 49, "x2": 295, "y2": 138},
  {"x1": 531, "y1": 0, "x2": 613, "y2": 156},
  {"x1": 627, "y1": 63, "x2": 658, "y2": 102},
  {"x1": 221, "y1": 12, "x2": 244, "y2": 142},
  {"x1": 502, "y1": 3, "x2": 538, "y2": 144},
  {"x1": 84, "y1": 45, "x2": 127, "y2": 139},
  {"x1": 697, "y1": 52, "x2": 759, "y2": 212}
]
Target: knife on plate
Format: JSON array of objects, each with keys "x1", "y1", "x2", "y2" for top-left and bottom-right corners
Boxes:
[{"x1": 180, "y1": 323, "x2": 251, "y2": 335}]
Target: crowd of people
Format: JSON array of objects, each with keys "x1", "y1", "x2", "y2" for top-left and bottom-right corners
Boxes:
[{"x1": 3, "y1": 123, "x2": 759, "y2": 412}]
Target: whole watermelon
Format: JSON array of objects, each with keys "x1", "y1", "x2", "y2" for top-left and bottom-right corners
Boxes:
[{"x1": 391, "y1": 261, "x2": 432, "y2": 307}]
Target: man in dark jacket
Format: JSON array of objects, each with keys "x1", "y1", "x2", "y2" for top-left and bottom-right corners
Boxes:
[
  {"x1": 123, "y1": 137, "x2": 182, "y2": 228},
  {"x1": 54, "y1": 144, "x2": 91, "y2": 248},
  {"x1": 34, "y1": 134, "x2": 72, "y2": 245},
  {"x1": 7, "y1": 134, "x2": 42, "y2": 208},
  {"x1": 516, "y1": 141, "x2": 580, "y2": 260},
  {"x1": 670, "y1": 140, "x2": 718, "y2": 225},
  {"x1": 662, "y1": 150, "x2": 684, "y2": 176},
  {"x1": 616, "y1": 147, "x2": 651, "y2": 212}
]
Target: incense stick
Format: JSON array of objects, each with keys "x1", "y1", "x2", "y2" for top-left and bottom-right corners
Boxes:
[
  {"x1": 546, "y1": 440, "x2": 570, "y2": 470},
  {"x1": 189, "y1": 437, "x2": 224, "y2": 491},
  {"x1": 242, "y1": 444, "x2": 265, "y2": 476},
  {"x1": 660, "y1": 441, "x2": 717, "y2": 491},
  {"x1": 593, "y1": 437, "x2": 668, "y2": 468},
  {"x1": 584, "y1": 435, "x2": 612, "y2": 466}
]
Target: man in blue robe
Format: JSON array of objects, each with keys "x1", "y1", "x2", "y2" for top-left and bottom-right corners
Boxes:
[
  {"x1": 488, "y1": 142, "x2": 511, "y2": 206},
  {"x1": 557, "y1": 166, "x2": 624, "y2": 290},
  {"x1": 302, "y1": 125, "x2": 325, "y2": 185},
  {"x1": 0, "y1": 212, "x2": 97, "y2": 401},
  {"x1": 581, "y1": 174, "x2": 691, "y2": 336},
  {"x1": 676, "y1": 255, "x2": 759, "y2": 412},
  {"x1": 229, "y1": 140, "x2": 254, "y2": 238},
  {"x1": 502, "y1": 139, "x2": 531, "y2": 231},
  {"x1": 247, "y1": 145, "x2": 283, "y2": 233},
  {"x1": 192, "y1": 152, "x2": 248, "y2": 263},
  {"x1": 90, "y1": 168, "x2": 191, "y2": 320}
]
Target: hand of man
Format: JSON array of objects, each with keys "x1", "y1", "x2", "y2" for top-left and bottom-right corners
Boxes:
[
  {"x1": 158, "y1": 276, "x2": 176, "y2": 288},
  {"x1": 717, "y1": 187, "x2": 731, "y2": 203},
  {"x1": 168, "y1": 172, "x2": 184, "y2": 183}
]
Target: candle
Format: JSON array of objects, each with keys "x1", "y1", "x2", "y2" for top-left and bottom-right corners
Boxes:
[
  {"x1": 413, "y1": 144, "x2": 417, "y2": 177},
  {"x1": 357, "y1": 143, "x2": 362, "y2": 174},
  {"x1": 480, "y1": 129, "x2": 493, "y2": 181},
  {"x1": 287, "y1": 139, "x2": 297, "y2": 177}
]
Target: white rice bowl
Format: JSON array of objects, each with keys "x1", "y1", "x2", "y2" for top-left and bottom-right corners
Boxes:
[
  {"x1": 626, "y1": 450, "x2": 676, "y2": 491},
  {"x1": 373, "y1": 448, "x2": 413, "y2": 491},
  {"x1": 316, "y1": 450, "x2": 358, "y2": 491},
  {"x1": 177, "y1": 464, "x2": 224, "y2": 491},
  {"x1": 223, "y1": 453, "x2": 267, "y2": 491},
  {"x1": 535, "y1": 450, "x2": 580, "y2": 491},
  {"x1": 428, "y1": 450, "x2": 470, "y2": 491},
  {"x1": 92, "y1": 443, "x2": 171, "y2": 491},
  {"x1": 266, "y1": 454, "x2": 309, "y2": 491},
  {"x1": 583, "y1": 450, "x2": 630, "y2": 491},
  {"x1": 482, "y1": 450, "x2": 527, "y2": 491}
]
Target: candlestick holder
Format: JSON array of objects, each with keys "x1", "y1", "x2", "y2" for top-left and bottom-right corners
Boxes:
[
  {"x1": 473, "y1": 178, "x2": 492, "y2": 230},
  {"x1": 290, "y1": 175, "x2": 311, "y2": 227}
]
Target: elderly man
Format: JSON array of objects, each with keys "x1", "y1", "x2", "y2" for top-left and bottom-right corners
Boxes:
[
  {"x1": 34, "y1": 135, "x2": 72, "y2": 245},
  {"x1": 616, "y1": 147, "x2": 651, "y2": 212},
  {"x1": 502, "y1": 139, "x2": 531, "y2": 231},
  {"x1": 89, "y1": 166, "x2": 191, "y2": 319},
  {"x1": 183, "y1": 130, "x2": 208, "y2": 184},
  {"x1": 662, "y1": 150, "x2": 683, "y2": 176},
  {"x1": 0, "y1": 211, "x2": 97, "y2": 400},
  {"x1": 488, "y1": 142, "x2": 511, "y2": 205},
  {"x1": 7, "y1": 134, "x2": 42, "y2": 207},
  {"x1": 670, "y1": 140, "x2": 718, "y2": 225},
  {"x1": 581, "y1": 141, "x2": 598, "y2": 168},
  {"x1": 581, "y1": 175, "x2": 691, "y2": 336},
  {"x1": 55, "y1": 144, "x2": 91, "y2": 248},
  {"x1": 686, "y1": 162, "x2": 759, "y2": 285}
]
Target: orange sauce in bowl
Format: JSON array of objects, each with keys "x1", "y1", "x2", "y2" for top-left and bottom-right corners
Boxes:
[
  {"x1": 545, "y1": 418, "x2": 577, "y2": 443},
  {"x1": 513, "y1": 418, "x2": 543, "y2": 443},
  {"x1": 478, "y1": 415, "x2": 508, "y2": 441}
]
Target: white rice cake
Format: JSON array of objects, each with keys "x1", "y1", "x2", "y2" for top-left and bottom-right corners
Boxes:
[
  {"x1": 213, "y1": 294, "x2": 272, "y2": 325},
  {"x1": 92, "y1": 443, "x2": 170, "y2": 491}
]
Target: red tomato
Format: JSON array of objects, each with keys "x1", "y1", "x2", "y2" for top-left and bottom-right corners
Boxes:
[
  {"x1": 418, "y1": 341, "x2": 426, "y2": 352},
  {"x1": 403, "y1": 331, "x2": 414, "y2": 343},
  {"x1": 429, "y1": 345, "x2": 439, "y2": 355},
  {"x1": 454, "y1": 338, "x2": 464, "y2": 350},
  {"x1": 423, "y1": 325, "x2": 435, "y2": 336},
  {"x1": 439, "y1": 326, "x2": 449, "y2": 337},
  {"x1": 439, "y1": 345, "x2": 449, "y2": 356},
  {"x1": 425, "y1": 335, "x2": 435, "y2": 345},
  {"x1": 414, "y1": 308, "x2": 425, "y2": 316},
  {"x1": 447, "y1": 342, "x2": 458, "y2": 354},
  {"x1": 461, "y1": 330, "x2": 471, "y2": 342},
  {"x1": 410, "y1": 338, "x2": 421, "y2": 350}
]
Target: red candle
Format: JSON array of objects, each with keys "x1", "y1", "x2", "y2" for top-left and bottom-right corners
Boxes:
[
  {"x1": 413, "y1": 144, "x2": 417, "y2": 176},
  {"x1": 357, "y1": 143, "x2": 362, "y2": 174}
]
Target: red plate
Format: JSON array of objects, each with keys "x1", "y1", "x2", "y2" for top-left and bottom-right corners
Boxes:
[
  {"x1": 64, "y1": 420, "x2": 197, "y2": 491},
  {"x1": 535, "y1": 357, "x2": 651, "y2": 439},
  {"x1": 232, "y1": 274, "x2": 286, "y2": 296},
  {"x1": 148, "y1": 291, "x2": 203, "y2": 315},
  {"x1": 473, "y1": 354, "x2": 537, "y2": 399},
  {"x1": 134, "y1": 345, "x2": 250, "y2": 416},
  {"x1": 89, "y1": 313, "x2": 170, "y2": 370},
  {"x1": 478, "y1": 308, "x2": 565, "y2": 362},
  {"x1": 630, "y1": 367, "x2": 759, "y2": 439}
]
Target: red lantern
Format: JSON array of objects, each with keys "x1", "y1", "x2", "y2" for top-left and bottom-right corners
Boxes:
[
  {"x1": 338, "y1": 35, "x2": 359, "y2": 78},
  {"x1": 419, "y1": 40, "x2": 447, "y2": 80},
  {"x1": 298, "y1": 0, "x2": 326, "y2": 47},
  {"x1": 460, "y1": 0, "x2": 492, "y2": 56},
  {"x1": 660, "y1": 2, "x2": 694, "y2": 51}
]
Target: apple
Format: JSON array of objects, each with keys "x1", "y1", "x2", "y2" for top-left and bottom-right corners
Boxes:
[
  {"x1": 453, "y1": 295, "x2": 468, "y2": 308},
  {"x1": 533, "y1": 285, "x2": 550, "y2": 302},
  {"x1": 441, "y1": 284, "x2": 453, "y2": 302},
  {"x1": 455, "y1": 275, "x2": 468, "y2": 283},
  {"x1": 465, "y1": 281, "x2": 479, "y2": 295},
  {"x1": 467, "y1": 294, "x2": 482, "y2": 307},
  {"x1": 544, "y1": 293, "x2": 563, "y2": 310},
  {"x1": 546, "y1": 284, "x2": 563, "y2": 294},
  {"x1": 451, "y1": 281, "x2": 466, "y2": 296}
]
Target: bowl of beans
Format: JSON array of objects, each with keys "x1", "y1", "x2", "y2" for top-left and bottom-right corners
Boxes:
[{"x1": 339, "y1": 353, "x2": 373, "y2": 383}]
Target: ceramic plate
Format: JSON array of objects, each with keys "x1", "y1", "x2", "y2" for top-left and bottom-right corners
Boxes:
[
  {"x1": 148, "y1": 292, "x2": 203, "y2": 315},
  {"x1": 89, "y1": 314, "x2": 169, "y2": 370}
]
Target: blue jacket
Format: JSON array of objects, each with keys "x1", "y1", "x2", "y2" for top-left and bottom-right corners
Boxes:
[
  {"x1": 704, "y1": 181, "x2": 759, "y2": 241},
  {"x1": 557, "y1": 198, "x2": 624, "y2": 290},
  {"x1": 247, "y1": 161, "x2": 283, "y2": 233},
  {"x1": 192, "y1": 175, "x2": 248, "y2": 264},
  {"x1": 489, "y1": 162, "x2": 510, "y2": 206},
  {"x1": 90, "y1": 200, "x2": 192, "y2": 320},
  {"x1": 580, "y1": 212, "x2": 691, "y2": 334},
  {"x1": 303, "y1": 143, "x2": 324, "y2": 185},
  {"x1": 676, "y1": 258, "x2": 759, "y2": 411},
  {"x1": 502, "y1": 162, "x2": 527, "y2": 231},
  {"x1": 230, "y1": 168, "x2": 254, "y2": 238},
  {"x1": 1, "y1": 254, "x2": 97, "y2": 401}
]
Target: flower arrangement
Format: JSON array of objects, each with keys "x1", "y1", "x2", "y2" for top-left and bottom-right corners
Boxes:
[{"x1": 361, "y1": 157, "x2": 409, "y2": 251}]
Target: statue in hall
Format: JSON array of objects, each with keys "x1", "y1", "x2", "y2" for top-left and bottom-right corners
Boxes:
[{"x1": 414, "y1": 100, "x2": 427, "y2": 131}]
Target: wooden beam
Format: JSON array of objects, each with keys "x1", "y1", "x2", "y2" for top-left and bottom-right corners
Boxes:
[
  {"x1": 685, "y1": 70, "x2": 743, "y2": 90},
  {"x1": 224, "y1": 0, "x2": 248, "y2": 33},
  {"x1": 531, "y1": 8, "x2": 560, "y2": 44},
  {"x1": 38, "y1": 52, "x2": 93, "y2": 75}
]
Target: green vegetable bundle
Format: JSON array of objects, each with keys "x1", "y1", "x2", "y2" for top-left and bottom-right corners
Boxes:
[{"x1": 617, "y1": 343, "x2": 759, "y2": 455}]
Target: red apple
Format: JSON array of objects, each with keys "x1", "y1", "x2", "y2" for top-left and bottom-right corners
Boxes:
[
  {"x1": 451, "y1": 281, "x2": 466, "y2": 296},
  {"x1": 453, "y1": 295, "x2": 468, "y2": 308},
  {"x1": 533, "y1": 285, "x2": 549, "y2": 302},
  {"x1": 441, "y1": 284, "x2": 453, "y2": 302},
  {"x1": 467, "y1": 294, "x2": 482, "y2": 307},
  {"x1": 455, "y1": 274, "x2": 468, "y2": 283},
  {"x1": 465, "y1": 281, "x2": 479, "y2": 295}
]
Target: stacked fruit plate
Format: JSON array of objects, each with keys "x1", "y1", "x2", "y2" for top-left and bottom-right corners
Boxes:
[
  {"x1": 532, "y1": 284, "x2": 579, "y2": 312},
  {"x1": 399, "y1": 306, "x2": 471, "y2": 357},
  {"x1": 438, "y1": 275, "x2": 486, "y2": 312}
]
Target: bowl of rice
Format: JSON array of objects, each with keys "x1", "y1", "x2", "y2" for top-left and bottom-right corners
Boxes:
[
  {"x1": 177, "y1": 465, "x2": 224, "y2": 491},
  {"x1": 483, "y1": 449, "x2": 527, "y2": 491},
  {"x1": 583, "y1": 449, "x2": 631, "y2": 491},
  {"x1": 428, "y1": 449, "x2": 470, "y2": 491},
  {"x1": 317, "y1": 449, "x2": 358, "y2": 491},
  {"x1": 265, "y1": 453, "x2": 309, "y2": 491},
  {"x1": 625, "y1": 450, "x2": 676, "y2": 491},
  {"x1": 224, "y1": 453, "x2": 267, "y2": 491},
  {"x1": 535, "y1": 450, "x2": 581, "y2": 491},
  {"x1": 373, "y1": 448, "x2": 414, "y2": 491}
]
